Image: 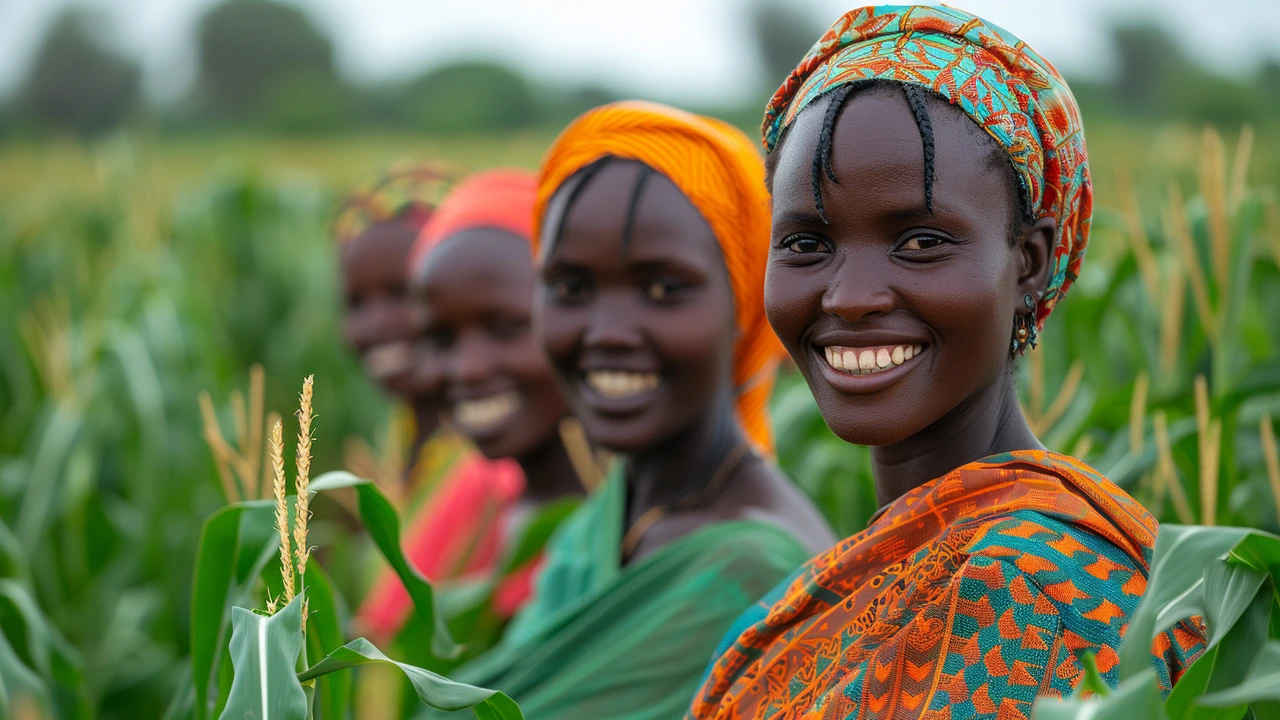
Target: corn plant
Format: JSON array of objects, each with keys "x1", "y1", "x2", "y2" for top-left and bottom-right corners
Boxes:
[
  {"x1": 1035, "y1": 524, "x2": 1280, "y2": 719},
  {"x1": 185, "y1": 376, "x2": 520, "y2": 719}
]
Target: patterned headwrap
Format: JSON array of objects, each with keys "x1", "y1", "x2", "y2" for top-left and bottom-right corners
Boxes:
[
  {"x1": 763, "y1": 5, "x2": 1092, "y2": 331},
  {"x1": 533, "y1": 100, "x2": 784, "y2": 454},
  {"x1": 332, "y1": 161, "x2": 460, "y2": 245},
  {"x1": 408, "y1": 169, "x2": 538, "y2": 279}
]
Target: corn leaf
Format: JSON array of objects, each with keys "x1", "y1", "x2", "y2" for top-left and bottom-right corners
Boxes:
[
  {"x1": 298, "y1": 638, "x2": 522, "y2": 719},
  {"x1": 191, "y1": 500, "x2": 280, "y2": 720},
  {"x1": 1198, "y1": 642, "x2": 1280, "y2": 707},
  {"x1": 219, "y1": 594, "x2": 309, "y2": 720},
  {"x1": 1165, "y1": 573, "x2": 1270, "y2": 720},
  {"x1": 1033, "y1": 669, "x2": 1168, "y2": 720},
  {"x1": 308, "y1": 471, "x2": 460, "y2": 659},
  {"x1": 496, "y1": 497, "x2": 577, "y2": 576},
  {"x1": 1119, "y1": 525, "x2": 1251, "y2": 680},
  {"x1": 302, "y1": 564, "x2": 349, "y2": 720},
  {"x1": 0, "y1": 630, "x2": 51, "y2": 719}
]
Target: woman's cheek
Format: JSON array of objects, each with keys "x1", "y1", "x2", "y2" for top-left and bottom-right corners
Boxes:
[{"x1": 534, "y1": 307, "x2": 583, "y2": 375}]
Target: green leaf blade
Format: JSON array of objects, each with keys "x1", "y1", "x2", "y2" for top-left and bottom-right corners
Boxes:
[
  {"x1": 309, "y1": 471, "x2": 460, "y2": 659},
  {"x1": 219, "y1": 595, "x2": 309, "y2": 720},
  {"x1": 299, "y1": 638, "x2": 522, "y2": 719}
]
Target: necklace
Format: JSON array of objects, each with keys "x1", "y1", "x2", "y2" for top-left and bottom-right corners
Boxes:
[{"x1": 620, "y1": 440, "x2": 754, "y2": 562}]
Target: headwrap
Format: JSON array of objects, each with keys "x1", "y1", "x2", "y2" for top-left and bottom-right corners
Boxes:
[
  {"x1": 332, "y1": 161, "x2": 460, "y2": 245},
  {"x1": 532, "y1": 100, "x2": 783, "y2": 453},
  {"x1": 408, "y1": 169, "x2": 538, "y2": 278},
  {"x1": 763, "y1": 5, "x2": 1092, "y2": 331}
]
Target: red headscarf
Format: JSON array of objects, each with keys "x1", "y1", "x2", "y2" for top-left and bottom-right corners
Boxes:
[{"x1": 409, "y1": 169, "x2": 538, "y2": 276}]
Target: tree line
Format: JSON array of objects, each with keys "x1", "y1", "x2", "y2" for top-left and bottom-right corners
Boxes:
[{"x1": 4, "y1": 0, "x2": 1278, "y2": 137}]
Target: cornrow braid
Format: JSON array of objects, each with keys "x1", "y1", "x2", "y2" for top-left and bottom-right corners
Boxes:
[
  {"x1": 621, "y1": 166, "x2": 653, "y2": 254},
  {"x1": 544, "y1": 156, "x2": 611, "y2": 258},
  {"x1": 901, "y1": 84, "x2": 936, "y2": 214},
  {"x1": 811, "y1": 84, "x2": 857, "y2": 223}
]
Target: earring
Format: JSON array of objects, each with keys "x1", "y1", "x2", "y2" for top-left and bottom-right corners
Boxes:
[{"x1": 1011, "y1": 294, "x2": 1039, "y2": 357}]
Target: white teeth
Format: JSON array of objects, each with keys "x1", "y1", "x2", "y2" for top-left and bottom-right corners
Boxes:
[
  {"x1": 364, "y1": 341, "x2": 412, "y2": 379},
  {"x1": 585, "y1": 370, "x2": 660, "y2": 399},
  {"x1": 821, "y1": 344, "x2": 926, "y2": 376},
  {"x1": 454, "y1": 392, "x2": 521, "y2": 430}
]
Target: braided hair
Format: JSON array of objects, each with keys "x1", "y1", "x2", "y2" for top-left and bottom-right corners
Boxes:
[{"x1": 766, "y1": 81, "x2": 1030, "y2": 237}]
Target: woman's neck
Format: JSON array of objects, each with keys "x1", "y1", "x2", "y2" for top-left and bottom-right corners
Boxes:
[
  {"x1": 407, "y1": 396, "x2": 440, "y2": 462},
  {"x1": 516, "y1": 432, "x2": 585, "y2": 504},
  {"x1": 870, "y1": 373, "x2": 1042, "y2": 507},
  {"x1": 625, "y1": 389, "x2": 744, "y2": 521}
]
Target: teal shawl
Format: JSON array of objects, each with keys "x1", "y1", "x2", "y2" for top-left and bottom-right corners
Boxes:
[{"x1": 439, "y1": 465, "x2": 810, "y2": 719}]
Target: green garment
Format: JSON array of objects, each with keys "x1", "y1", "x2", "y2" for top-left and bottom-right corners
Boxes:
[{"x1": 438, "y1": 465, "x2": 810, "y2": 720}]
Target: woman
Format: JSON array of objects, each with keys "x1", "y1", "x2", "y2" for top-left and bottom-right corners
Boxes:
[
  {"x1": 686, "y1": 7, "x2": 1205, "y2": 719},
  {"x1": 335, "y1": 164, "x2": 453, "y2": 472},
  {"x1": 356, "y1": 170, "x2": 587, "y2": 644},
  {"x1": 445, "y1": 102, "x2": 835, "y2": 719}
]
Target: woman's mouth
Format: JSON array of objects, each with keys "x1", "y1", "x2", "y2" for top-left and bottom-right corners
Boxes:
[
  {"x1": 584, "y1": 370, "x2": 660, "y2": 400},
  {"x1": 363, "y1": 341, "x2": 413, "y2": 380},
  {"x1": 822, "y1": 343, "x2": 924, "y2": 375},
  {"x1": 453, "y1": 391, "x2": 521, "y2": 433}
]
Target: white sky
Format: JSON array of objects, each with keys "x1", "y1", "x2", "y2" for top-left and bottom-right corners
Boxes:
[{"x1": 1, "y1": 0, "x2": 1278, "y2": 105}]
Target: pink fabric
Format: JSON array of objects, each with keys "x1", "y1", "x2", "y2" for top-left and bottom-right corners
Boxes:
[{"x1": 356, "y1": 454, "x2": 528, "y2": 641}]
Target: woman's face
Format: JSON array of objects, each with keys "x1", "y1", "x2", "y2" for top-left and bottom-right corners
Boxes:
[
  {"x1": 536, "y1": 160, "x2": 737, "y2": 454},
  {"x1": 417, "y1": 229, "x2": 569, "y2": 460},
  {"x1": 765, "y1": 87, "x2": 1048, "y2": 446},
  {"x1": 341, "y1": 222, "x2": 420, "y2": 398}
]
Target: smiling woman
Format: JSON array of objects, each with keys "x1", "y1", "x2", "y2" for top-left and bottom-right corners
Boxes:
[
  {"x1": 686, "y1": 6, "x2": 1206, "y2": 720},
  {"x1": 355, "y1": 170, "x2": 586, "y2": 646},
  {"x1": 439, "y1": 101, "x2": 834, "y2": 720}
]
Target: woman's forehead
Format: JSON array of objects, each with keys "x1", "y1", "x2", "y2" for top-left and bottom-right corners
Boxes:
[
  {"x1": 772, "y1": 87, "x2": 1012, "y2": 220},
  {"x1": 551, "y1": 161, "x2": 720, "y2": 267}
]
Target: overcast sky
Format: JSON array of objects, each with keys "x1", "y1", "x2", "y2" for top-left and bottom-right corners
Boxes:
[{"x1": 2, "y1": 0, "x2": 1278, "y2": 105}]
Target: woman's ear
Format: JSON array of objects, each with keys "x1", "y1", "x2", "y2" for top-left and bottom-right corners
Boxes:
[{"x1": 1016, "y1": 216, "x2": 1057, "y2": 302}]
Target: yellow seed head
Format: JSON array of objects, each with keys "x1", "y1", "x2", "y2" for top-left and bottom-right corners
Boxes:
[
  {"x1": 1129, "y1": 372, "x2": 1149, "y2": 455},
  {"x1": 294, "y1": 375, "x2": 314, "y2": 583},
  {"x1": 1260, "y1": 415, "x2": 1280, "y2": 526},
  {"x1": 270, "y1": 419, "x2": 295, "y2": 605}
]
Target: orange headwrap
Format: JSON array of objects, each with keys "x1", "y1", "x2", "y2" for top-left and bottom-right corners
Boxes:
[
  {"x1": 532, "y1": 100, "x2": 783, "y2": 453},
  {"x1": 409, "y1": 169, "x2": 538, "y2": 277}
]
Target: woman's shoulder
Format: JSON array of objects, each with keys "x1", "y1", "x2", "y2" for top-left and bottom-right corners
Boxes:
[
  {"x1": 957, "y1": 510, "x2": 1150, "y2": 645},
  {"x1": 705, "y1": 459, "x2": 839, "y2": 554}
]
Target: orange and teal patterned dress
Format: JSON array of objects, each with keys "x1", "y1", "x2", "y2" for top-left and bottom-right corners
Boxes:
[{"x1": 686, "y1": 451, "x2": 1205, "y2": 720}]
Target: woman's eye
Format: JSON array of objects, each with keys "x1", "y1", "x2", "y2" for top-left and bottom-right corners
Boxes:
[
  {"x1": 899, "y1": 234, "x2": 947, "y2": 251},
  {"x1": 782, "y1": 235, "x2": 826, "y2": 254},
  {"x1": 549, "y1": 277, "x2": 588, "y2": 302},
  {"x1": 646, "y1": 280, "x2": 677, "y2": 302}
]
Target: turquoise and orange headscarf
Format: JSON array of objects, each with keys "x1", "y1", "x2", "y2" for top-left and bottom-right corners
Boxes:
[
  {"x1": 532, "y1": 101, "x2": 784, "y2": 454},
  {"x1": 764, "y1": 5, "x2": 1092, "y2": 331}
]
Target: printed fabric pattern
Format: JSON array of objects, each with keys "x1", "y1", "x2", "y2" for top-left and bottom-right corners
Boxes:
[{"x1": 686, "y1": 450, "x2": 1205, "y2": 720}]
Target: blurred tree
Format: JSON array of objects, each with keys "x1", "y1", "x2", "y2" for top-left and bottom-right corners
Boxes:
[
  {"x1": 400, "y1": 61, "x2": 540, "y2": 133},
  {"x1": 19, "y1": 8, "x2": 141, "y2": 134},
  {"x1": 194, "y1": 0, "x2": 339, "y2": 123},
  {"x1": 1105, "y1": 23, "x2": 1260, "y2": 125},
  {"x1": 538, "y1": 83, "x2": 623, "y2": 129},
  {"x1": 749, "y1": 1, "x2": 824, "y2": 93}
]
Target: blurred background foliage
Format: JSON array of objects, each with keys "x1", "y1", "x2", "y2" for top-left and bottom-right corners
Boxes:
[
  {"x1": 6, "y1": 0, "x2": 1280, "y2": 137},
  {"x1": 1, "y1": 0, "x2": 1279, "y2": 717}
]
